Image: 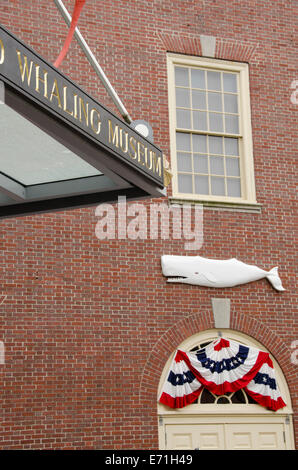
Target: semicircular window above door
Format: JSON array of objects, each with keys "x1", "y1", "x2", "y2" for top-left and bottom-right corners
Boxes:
[{"x1": 189, "y1": 340, "x2": 264, "y2": 406}]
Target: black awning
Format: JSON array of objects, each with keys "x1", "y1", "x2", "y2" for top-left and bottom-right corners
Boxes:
[{"x1": 0, "y1": 24, "x2": 165, "y2": 218}]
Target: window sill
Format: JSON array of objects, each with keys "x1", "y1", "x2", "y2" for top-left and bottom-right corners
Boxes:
[{"x1": 169, "y1": 196, "x2": 262, "y2": 213}]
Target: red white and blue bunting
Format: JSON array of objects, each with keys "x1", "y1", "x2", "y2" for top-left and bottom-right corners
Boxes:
[{"x1": 159, "y1": 338, "x2": 286, "y2": 411}]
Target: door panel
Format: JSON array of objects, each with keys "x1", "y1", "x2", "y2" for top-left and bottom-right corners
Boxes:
[{"x1": 165, "y1": 419, "x2": 288, "y2": 450}]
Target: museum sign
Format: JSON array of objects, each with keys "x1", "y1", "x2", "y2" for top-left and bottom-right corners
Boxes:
[{"x1": 0, "y1": 24, "x2": 164, "y2": 218}]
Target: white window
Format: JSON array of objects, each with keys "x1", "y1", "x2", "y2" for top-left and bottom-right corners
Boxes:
[{"x1": 167, "y1": 54, "x2": 257, "y2": 207}]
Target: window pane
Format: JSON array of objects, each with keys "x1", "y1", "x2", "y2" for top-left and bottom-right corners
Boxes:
[
  {"x1": 200, "y1": 388, "x2": 216, "y2": 404},
  {"x1": 193, "y1": 154, "x2": 208, "y2": 174},
  {"x1": 224, "y1": 137, "x2": 239, "y2": 155},
  {"x1": 195, "y1": 175, "x2": 209, "y2": 194},
  {"x1": 209, "y1": 135, "x2": 223, "y2": 154},
  {"x1": 224, "y1": 93, "x2": 238, "y2": 113},
  {"x1": 177, "y1": 152, "x2": 192, "y2": 172},
  {"x1": 176, "y1": 88, "x2": 190, "y2": 108},
  {"x1": 223, "y1": 73, "x2": 237, "y2": 92},
  {"x1": 176, "y1": 132, "x2": 191, "y2": 151},
  {"x1": 177, "y1": 109, "x2": 191, "y2": 128},
  {"x1": 191, "y1": 68, "x2": 205, "y2": 89},
  {"x1": 193, "y1": 134, "x2": 207, "y2": 153},
  {"x1": 227, "y1": 178, "x2": 241, "y2": 197},
  {"x1": 193, "y1": 111, "x2": 207, "y2": 131},
  {"x1": 178, "y1": 173, "x2": 192, "y2": 193},
  {"x1": 225, "y1": 114, "x2": 239, "y2": 134},
  {"x1": 175, "y1": 67, "x2": 189, "y2": 86},
  {"x1": 211, "y1": 176, "x2": 225, "y2": 195},
  {"x1": 192, "y1": 90, "x2": 206, "y2": 109},
  {"x1": 207, "y1": 71, "x2": 221, "y2": 91},
  {"x1": 210, "y1": 156, "x2": 224, "y2": 175},
  {"x1": 226, "y1": 157, "x2": 240, "y2": 176},
  {"x1": 208, "y1": 92, "x2": 222, "y2": 112},
  {"x1": 209, "y1": 112, "x2": 223, "y2": 132}
]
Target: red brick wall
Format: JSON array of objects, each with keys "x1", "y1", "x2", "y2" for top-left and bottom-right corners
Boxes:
[{"x1": 0, "y1": 0, "x2": 297, "y2": 449}]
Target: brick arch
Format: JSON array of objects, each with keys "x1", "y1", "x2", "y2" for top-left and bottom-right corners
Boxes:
[
  {"x1": 139, "y1": 309, "x2": 295, "y2": 406},
  {"x1": 138, "y1": 309, "x2": 214, "y2": 405}
]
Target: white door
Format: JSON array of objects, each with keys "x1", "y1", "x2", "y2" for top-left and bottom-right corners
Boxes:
[
  {"x1": 164, "y1": 417, "x2": 290, "y2": 450},
  {"x1": 158, "y1": 330, "x2": 295, "y2": 451}
]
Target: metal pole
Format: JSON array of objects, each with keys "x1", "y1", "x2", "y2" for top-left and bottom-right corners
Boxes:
[{"x1": 53, "y1": 0, "x2": 132, "y2": 124}]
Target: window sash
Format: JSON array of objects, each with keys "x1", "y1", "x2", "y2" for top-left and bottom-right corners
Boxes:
[{"x1": 167, "y1": 54, "x2": 257, "y2": 205}]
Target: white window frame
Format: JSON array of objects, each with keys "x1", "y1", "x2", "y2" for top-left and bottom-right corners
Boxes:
[{"x1": 167, "y1": 53, "x2": 258, "y2": 208}]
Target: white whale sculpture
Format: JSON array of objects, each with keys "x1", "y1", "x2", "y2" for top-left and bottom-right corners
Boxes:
[{"x1": 161, "y1": 255, "x2": 285, "y2": 291}]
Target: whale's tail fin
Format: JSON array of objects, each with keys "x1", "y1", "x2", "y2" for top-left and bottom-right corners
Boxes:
[{"x1": 267, "y1": 267, "x2": 285, "y2": 291}]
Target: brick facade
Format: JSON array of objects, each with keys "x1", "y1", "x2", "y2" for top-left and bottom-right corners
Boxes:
[{"x1": 0, "y1": 0, "x2": 297, "y2": 449}]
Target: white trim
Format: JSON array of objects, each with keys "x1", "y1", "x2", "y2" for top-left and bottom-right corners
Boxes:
[{"x1": 169, "y1": 196, "x2": 262, "y2": 213}]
